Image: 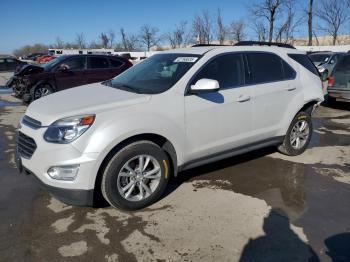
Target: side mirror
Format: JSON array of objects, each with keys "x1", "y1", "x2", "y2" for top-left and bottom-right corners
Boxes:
[
  {"x1": 58, "y1": 64, "x2": 69, "y2": 72},
  {"x1": 190, "y1": 78, "x2": 219, "y2": 93}
]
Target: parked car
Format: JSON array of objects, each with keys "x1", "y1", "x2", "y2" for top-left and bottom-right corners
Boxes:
[
  {"x1": 36, "y1": 55, "x2": 56, "y2": 64},
  {"x1": 16, "y1": 43, "x2": 324, "y2": 210},
  {"x1": 309, "y1": 52, "x2": 345, "y2": 81},
  {"x1": 327, "y1": 54, "x2": 350, "y2": 104},
  {"x1": 0, "y1": 56, "x2": 27, "y2": 72},
  {"x1": 8, "y1": 54, "x2": 133, "y2": 101},
  {"x1": 24, "y1": 53, "x2": 46, "y2": 61}
]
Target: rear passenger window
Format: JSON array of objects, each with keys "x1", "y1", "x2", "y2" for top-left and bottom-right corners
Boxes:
[
  {"x1": 247, "y1": 53, "x2": 285, "y2": 84},
  {"x1": 89, "y1": 57, "x2": 109, "y2": 69},
  {"x1": 334, "y1": 55, "x2": 350, "y2": 72},
  {"x1": 109, "y1": 59, "x2": 123, "y2": 68},
  {"x1": 192, "y1": 54, "x2": 244, "y2": 89},
  {"x1": 289, "y1": 54, "x2": 319, "y2": 76}
]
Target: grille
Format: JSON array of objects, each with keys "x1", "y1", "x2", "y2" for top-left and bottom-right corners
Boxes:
[
  {"x1": 22, "y1": 115, "x2": 42, "y2": 129},
  {"x1": 17, "y1": 131, "x2": 37, "y2": 159}
]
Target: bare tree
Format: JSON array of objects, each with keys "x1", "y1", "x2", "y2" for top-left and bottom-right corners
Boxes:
[
  {"x1": 99, "y1": 33, "x2": 109, "y2": 48},
  {"x1": 164, "y1": 21, "x2": 188, "y2": 48},
  {"x1": 192, "y1": 10, "x2": 212, "y2": 44},
  {"x1": 108, "y1": 30, "x2": 115, "y2": 48},
  {"x1": 307, "y1": 0, "x2": 314, "y2": 46},
  {"x1": 139, "y1": 25, "x2": 159, "y2": 51},
  {"x1": 120, "y1": 28, "x2": 139, "y2": 51},
  {"x1": 230, "y1": 19, "x2": 246, "y2": 43},
  {"x1": 75, "y1": 33, "x2": 86, "y2": 48},
  {"x1": 275, "y1": 0, "x2": 301, "y2": 44},
  {"x1": 316, "y1": 0, "x2": 349, "y2": 45},
  {"x1": 53, "y1": 37, "x2": 64, "y2": 49},
  {"x1": 251, "y1": 0, "x2": 284, "y2": 42},
  {"x1": 216, "y1": 9, "x2": 226, "y2": 44},
  {"x1": 13, "y1": 43, "x2": 48, "y2": 57},
  {"x1": 251, "y1": 21, "x2": 268, "y2": 41}
]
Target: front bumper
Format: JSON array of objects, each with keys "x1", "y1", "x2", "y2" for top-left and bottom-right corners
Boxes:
[
  {"x1": 16, "y1": 124, "x2": 101, "y2": 206},
  {"x1": 20, "y1": 165, "x2": 94, "y2": 206}
]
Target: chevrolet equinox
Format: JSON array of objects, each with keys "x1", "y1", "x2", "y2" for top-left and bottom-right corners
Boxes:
[{"x1": 16, "y1": 43, "x2": 324, "y2": 210}]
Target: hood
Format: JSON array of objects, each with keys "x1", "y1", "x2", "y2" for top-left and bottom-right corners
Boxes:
[
  {"x1": 14, "y1": 64, "x2": 44, "y2": 76},
  {"x1": 25, "y1": 82, "x2": 151, "y2": 125}
]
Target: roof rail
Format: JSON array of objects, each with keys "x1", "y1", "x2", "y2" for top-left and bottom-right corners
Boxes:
[
  {"x1": 191, "y1": 44, "x2": 232, "y2": 47},
  {"x1": 234, "y1": 41, "x2": 296, "y2": 49}
]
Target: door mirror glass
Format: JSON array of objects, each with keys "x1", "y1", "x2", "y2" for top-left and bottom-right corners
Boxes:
[
  {"x1": 190, "y1": 78, "x2": 219, "y2": 93},
  {"x1": 58, "y1": 64, "x2": 69, "y2": 71}
]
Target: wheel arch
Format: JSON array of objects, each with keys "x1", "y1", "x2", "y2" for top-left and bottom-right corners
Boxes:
[{"x1": 92, "y1": 133, "x2": 178, "y2": 205}]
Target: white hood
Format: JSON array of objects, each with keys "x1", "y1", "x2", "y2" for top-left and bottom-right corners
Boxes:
[{"x1": 25, "y1": 82, "x2": 151, "y2": 125}]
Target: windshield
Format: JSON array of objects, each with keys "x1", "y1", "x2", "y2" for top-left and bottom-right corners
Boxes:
[
  {"x1": 309, "y1": 54, "x2": 331, "y2": 63},
  {"x1": 110, "y1": 53, "x2": 201, "y2": 94},
  {"x1": 42, "y1": 56, "x2": 67, "y2": 70}
]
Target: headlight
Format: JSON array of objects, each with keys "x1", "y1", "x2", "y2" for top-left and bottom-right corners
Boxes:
[
  {"x1": 318, "y1": 67, "x2": 325, "y2": 73},
  {"x1": 44, "y1": 115, "x2": 95, "y2": 143}
]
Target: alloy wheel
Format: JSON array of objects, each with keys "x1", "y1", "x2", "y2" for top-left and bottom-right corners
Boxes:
[
  {"x1": 117, "y1": 155, "x2": 161, "y2": 202},
  {"x1": 290, "y1": 120, "x2": 310, "y2": 149}
]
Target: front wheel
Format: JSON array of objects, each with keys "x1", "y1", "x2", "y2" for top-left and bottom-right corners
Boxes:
[
  {"x1": 30, "y1": 83, "x2": 53, "y2": 101},
  {"x1": 101, "y1": 141, "x2": 170, "y2": 210},
  {"x1": 278, "y1": 111, "x2": 313, "y2": 156}
]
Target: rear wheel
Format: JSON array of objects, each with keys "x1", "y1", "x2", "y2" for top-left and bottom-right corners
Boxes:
[
  {"x1": 101, "y1": 141, "x2": 170, "y2": 210},
  {"x1": 30, "y1": 83, "x2": 53, "y2": 101},
  {"x1": 278, "y1": 111, "x2": 313, "y2": 156}
]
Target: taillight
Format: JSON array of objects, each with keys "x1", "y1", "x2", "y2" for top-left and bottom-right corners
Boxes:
[{"x1": 328, "y1": 76, "x2": 334, "y2": 87}]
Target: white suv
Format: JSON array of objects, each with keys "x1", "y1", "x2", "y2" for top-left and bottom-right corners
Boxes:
[{"x1": 16, "y1": 43, "x2": 324, "y2": 210}]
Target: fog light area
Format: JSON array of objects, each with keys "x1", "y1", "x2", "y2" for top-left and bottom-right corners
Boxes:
[{"x1": 47, "y1": 165, "x2": 80, "y2": 181}]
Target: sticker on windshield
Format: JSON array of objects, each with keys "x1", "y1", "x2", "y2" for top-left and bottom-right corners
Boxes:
[{"x1": 174, "y1": 57, "x2": 198, "y2": 63}]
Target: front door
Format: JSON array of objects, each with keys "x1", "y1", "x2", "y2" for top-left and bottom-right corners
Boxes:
[
  {"x1": 54, "y1": 56, "x2": 87, "y2": 90},
  {"x1": 185, "y1": 53, "x2": 253, "y2": 161}
]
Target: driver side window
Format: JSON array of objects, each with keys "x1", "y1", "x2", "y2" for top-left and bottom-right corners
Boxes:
[{"x1": 192, "y1": 54, "x2": 244, "y2": 89}]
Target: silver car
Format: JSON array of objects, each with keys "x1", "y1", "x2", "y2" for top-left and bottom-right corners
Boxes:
[{"x1": 309, "y1": 52, "x2": 345, "y2": 80}]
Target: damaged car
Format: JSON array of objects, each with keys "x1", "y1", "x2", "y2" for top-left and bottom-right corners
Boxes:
[{"x1": 8, "y1": 54, "x2": 133, "y2": 102}]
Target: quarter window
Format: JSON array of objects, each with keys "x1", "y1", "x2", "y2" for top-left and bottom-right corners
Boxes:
[
  {"x1": 89, "y1": 57, "x2": 109, "y2": 69},
  {"x1": 109, "y1": 59, "x2": 123, "y2": 68},
  {"x1": 192, "y1": 54, "x2": 244, "y2": 89}
]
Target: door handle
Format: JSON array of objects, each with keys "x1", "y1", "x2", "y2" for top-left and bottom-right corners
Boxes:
[
  {"x1": 287, "y1": 86, "x2": 296, "y2": 91},
  {"x1": 236, "y1": 94, "x2": 251, "y2": 102}
]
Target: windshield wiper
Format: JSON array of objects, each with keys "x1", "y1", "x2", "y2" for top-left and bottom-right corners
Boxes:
[{"x1": 112, "y1": 84, "x2": 141, "y2": 94}]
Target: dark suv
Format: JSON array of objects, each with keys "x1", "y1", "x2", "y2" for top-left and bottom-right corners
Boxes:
[{"x1": 8, "y1": 54, "x2": 132, "y2": 102}]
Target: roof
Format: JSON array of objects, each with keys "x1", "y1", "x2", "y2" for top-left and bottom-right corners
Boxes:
[{"x1": 163, "y1": 45, "x2": 305, "y2": 56}]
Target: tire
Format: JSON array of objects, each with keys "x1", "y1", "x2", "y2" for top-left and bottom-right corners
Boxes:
[
  {"x1": 30, "y1": 83, "x2": 53, "y2": 101},
  {"x1": 101, "y1": 141, "x2": 170, "y2": 210},
  {"x1": 278, "y1": 111, "x2": 313, "y2": 156},
  {"x1": 327, "y1": 96, "x2": 336, "y2": 107}
]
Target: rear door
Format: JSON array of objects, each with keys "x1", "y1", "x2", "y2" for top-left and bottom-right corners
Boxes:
[
  {"x1": 85, "y1": 56, "x2": 112, "y2": 84},
  {"x1": 246, "y1": 52, "x2": 298, "y2": 141},
  {"x1": 54, "y1": 56, "x2": 87, "y2": 90}
]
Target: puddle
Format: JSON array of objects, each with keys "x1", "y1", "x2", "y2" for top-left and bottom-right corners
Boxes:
[
  {"x1": 0, "y1": 101, "x2": 23, "y2": 107},
  {"x1": 0, "y1": 88, "x2": 13, "y2": 94}
]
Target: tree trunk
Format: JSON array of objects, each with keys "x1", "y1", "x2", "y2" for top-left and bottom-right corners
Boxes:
[
  {"x1": 308, "y1": 0, "x2": 313, "y2": 46},
  {"x1": 333, "y1": 34, "x2": 337, "y2": 45},
  {"x1": 269, "y1": 19, "x2": 274, "y2": 42}
]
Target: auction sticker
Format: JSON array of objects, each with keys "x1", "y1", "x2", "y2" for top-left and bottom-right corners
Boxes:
[{"x1": 174, "y1": 57, "x2": 198, "y2": 63}]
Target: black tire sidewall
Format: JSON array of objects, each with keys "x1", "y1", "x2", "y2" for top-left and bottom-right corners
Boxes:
[
  {"x1": 102, "y1": 142, "x2": 170, "y2": 210},
  {"x1": 31, "y1": 83, "x2": 53, "y2": 101},
  {"x1": 284, "y1": 112, "x2": 313, "y2": 156}
]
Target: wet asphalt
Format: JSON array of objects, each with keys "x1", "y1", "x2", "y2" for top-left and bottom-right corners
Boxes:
[{"x1": 0, "y1": 89, "x2": 349, "y2": 262}]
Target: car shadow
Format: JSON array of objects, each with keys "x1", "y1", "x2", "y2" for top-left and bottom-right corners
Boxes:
[
  {"x1": 324, "y1": 233, "x2": 350, "y2": 261},
  {"x1": 162, "y1": 146, "x2": 277, "y2": 200}
]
